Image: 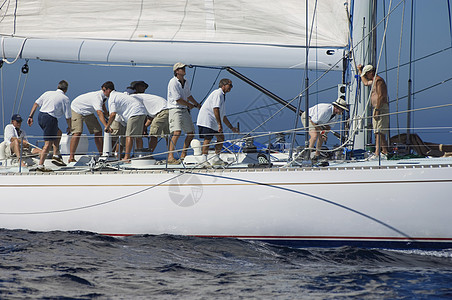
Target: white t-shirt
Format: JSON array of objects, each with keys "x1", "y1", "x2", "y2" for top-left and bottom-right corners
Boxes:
[
  {"x1": 167, "y1": 77, "x2": 191, "y2": 109},
  {"x1": 35, "y1": 89, "x2": 71, "y2": 119},
  {"x1": 108, "y1": 91, "x2": 147, "y2": 122},
  {"x1": 4, "y1": 124, "x2": 27, "y2": 146},
  {"x1": 309, "y1": 103, "x2": 339, "y2": 126},
  {"x1": 131, "y1": 94, "x2": 167, "y2": 118},
  {"x1": 197, "y1": 88, "x2": 226, "y2": 131},
  {"x1": 71, "y1": 90, "x2": 107, "y2": 116}
]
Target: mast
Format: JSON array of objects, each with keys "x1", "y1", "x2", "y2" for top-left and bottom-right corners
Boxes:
[{"x1": 350, "y1": 0, "x2": 376, "y2": 150}]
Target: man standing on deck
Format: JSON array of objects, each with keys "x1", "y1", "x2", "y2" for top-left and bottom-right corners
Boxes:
[
  {"x1": 104, "y1": 87, "x2": 148, "y2": 162},
  {"x1": 357, "y1": 64, "x2": 389, "y2": 159},
  {"x1": 196, "y1": 78, "x2": 239, "y2": 166},
  {"x1": 301, "y1": 98, "x2": 348, "y2": 160},
  {"x1": 27, "y1": 80, "x2": 72, "y2": 172},
  {"x1": 167, "y1": 62, "x2": 201, "y2": 164},
  {"x1": 68, "y1": 81, "x2": 112, "y2": 162}
]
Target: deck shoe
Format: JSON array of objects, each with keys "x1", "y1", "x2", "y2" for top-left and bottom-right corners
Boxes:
[
  {"x1": 211, "y1": 157, "x2": 227, "y2": 166},
  {"x1": 36, "y1": 165, "x2": 53, "y2": 172},
  {"x1": 367, "y1": 153, "x2": 387, "y2": 161},
  {"x1": 167, "y1": 159, "x2": 181, "y2": 165},
  {"x1": 198, "y1": 160, "x2": 211, "y2": 168},
  {"x1": 52, "y1": 155, "x2": 67, "y2": 167}
]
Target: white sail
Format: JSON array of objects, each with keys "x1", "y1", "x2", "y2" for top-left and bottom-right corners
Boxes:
[{"x1": 0, "y1": 0, "x2": 350, "y2": 69}]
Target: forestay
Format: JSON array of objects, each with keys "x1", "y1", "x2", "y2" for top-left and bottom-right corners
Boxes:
[{"x1": 0, "y1": 0, "x2": 350, "y2": 69}]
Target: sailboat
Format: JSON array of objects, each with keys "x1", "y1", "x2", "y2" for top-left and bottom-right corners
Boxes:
[{"x1": 1, "y1": 0, "x2": 452, "y2": 249}]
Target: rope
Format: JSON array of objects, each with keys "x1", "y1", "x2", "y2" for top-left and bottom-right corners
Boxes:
[
  {"x1": 12, "y1": 65, "x2": 21, "y2": 113},
  {"x1": 448, "y1": 0, "x2": 452, "y2": 47},
  {"x1": 16, "y1": 68, "x2": 28, "y2": 113},
  {"x1": 1, "y1": 36, "x2": 27, "y2": 64},
  {"x1": 395, "y1": 0, "x2": 406, "y2": 140},
  {"x1": 1, "y1": 62, "x2": 4, "y2": 130}
]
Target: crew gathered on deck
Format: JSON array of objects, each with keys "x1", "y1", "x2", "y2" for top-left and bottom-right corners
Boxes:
[{"x1": 10, "y1": 61, "x2": 358, "y2": 170}]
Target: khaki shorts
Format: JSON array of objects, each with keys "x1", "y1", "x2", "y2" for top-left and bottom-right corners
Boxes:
[
  {"x1": 126, "y1": 115, "x2": 146, "y2": 137},
  {"x1": 110, "y1": 120, "x2": 125, "y2": 146},
  {"x1": 169, "y1": 108, "x2": 195, "y2": 133},
  {"x1": 110, "y1": 120, "x2": 125, "y2": 136},
  {"x1": 301, "y1": 112, "x2": 316, "y2": 131},
  {"x1": 71, "y1": 110, "x2": 102, "y2": 134},
  {"x1": 372, "y1": 103, "x2": 389, "y2": 135},
  {"x1": 149, "y1": 110, "x2": 170, "y2": 137}
]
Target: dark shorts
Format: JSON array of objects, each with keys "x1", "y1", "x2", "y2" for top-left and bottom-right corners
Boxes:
[
  {"x1": 198, "y1": 125, "x2": 218, "y2": 140},
  {"x1": 38, "y1": 112, "x2": 59, "y2": 141}
]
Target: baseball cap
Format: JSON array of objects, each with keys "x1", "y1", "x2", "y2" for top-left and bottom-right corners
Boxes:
[
  {"x1": 361, "y1": 64, "x2": 374, "y2": 76},
  {"x1": 173, "y1": 62, "x2": 186, "y2": 71},
  {"x1": 11, "y1": 114, "x2": 23, "y2": 122}
]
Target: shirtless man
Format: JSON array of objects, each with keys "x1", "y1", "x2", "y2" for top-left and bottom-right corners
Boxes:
[{"x1": 358, "y1": 64, "x2": 389, "y2": 158}]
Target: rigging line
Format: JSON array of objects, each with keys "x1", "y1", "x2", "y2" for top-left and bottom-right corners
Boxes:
[
  {"x1": 395, "y1": 0, "x2": 406, "y2": 140},
  {"x1": 170, "y1": 0, "x2": 189, "y2": 41},
  {"x1": 0, "y1": 0, "x2": 9, "y2": 10},
  {"x1": 448, "y1": 0, "x2": 452, "y2": 47},
  {"x1": 199, "y1": 68, "x2": 223, "y2": 105},
  {"x1": 0, "y1": 0, "x2": 10, "y2": 24},
  {"x1": 389, "y1": 76, "x2": 452, "y2": 103},
  {"x1": 407, "y1": 0, "x2": 415, "y2": 137},
  {"x1": 196, "y1": 172, "x2": 413, "y2": 239},
  {"x1": 105, "y1": 41, "x2": 117, "y2": 64},
  {"x1": 12, "y1": 67, "x2": 20, "y2": 114},
  {"x1": 16, "y1": 70, "x2": 28, "y2": 112},
  {"x1": 243, "y1": 57, "x2": 344, "y2": 138},
  {"x1": 1, "y1": 36, "x2": 27, "y2": 64},
  {"x1": 385, "y1": 46, "x2": 452, "y2": 73},
  {"x1": 129, "y1": 0, "x2": 145, "y2": 40},
  {"x1": 12, "y1": 0, "x2": 17, "y2": 34},
  {"x1": 190, "y1": 66, "x2": 196, "y2": 90},
  {"x1": 1, "y1": 63, "x2": 4, "y2": 130},
  {"x1": 383, "y1": 0, "x2": 390, "y2": 141}
]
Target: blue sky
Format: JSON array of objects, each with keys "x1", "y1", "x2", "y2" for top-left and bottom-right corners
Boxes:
[{"x1": 1, "y1": 1, "x2": 452, "y2": 154}]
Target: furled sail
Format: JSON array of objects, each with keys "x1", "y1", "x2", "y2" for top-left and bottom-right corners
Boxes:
[{"x1": 0, "y1": 0, "x2": 350, "y2": 69}]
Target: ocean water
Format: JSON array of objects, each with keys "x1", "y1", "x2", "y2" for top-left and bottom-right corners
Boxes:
[{"x1": 1, "y1": 230, "x2": 452, "y2": 299}]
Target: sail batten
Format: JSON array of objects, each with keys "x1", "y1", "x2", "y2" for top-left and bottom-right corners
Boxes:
[{"x1": 0, "y1": 0, "x2": 350, "y2": 69}]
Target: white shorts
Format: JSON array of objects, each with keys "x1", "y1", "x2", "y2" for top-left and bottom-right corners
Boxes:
[{"x1": 169, "y1": 108, "x2": 195, "y2": 133}]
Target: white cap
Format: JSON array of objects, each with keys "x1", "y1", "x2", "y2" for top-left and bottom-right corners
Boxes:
[
  {"x1": 332, "y1": 98, "x2": 349, "y2": 111},
  {"x1": 361, "y1": 64, "x2": 374, "y2": 76},
  {"x1": 173, "y1": 62, "x2": 186, "y2": 71}
]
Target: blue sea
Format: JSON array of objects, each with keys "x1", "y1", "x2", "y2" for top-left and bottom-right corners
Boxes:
[{"x1": 1, "y1": 229, "x2": 452, "y2": 299}]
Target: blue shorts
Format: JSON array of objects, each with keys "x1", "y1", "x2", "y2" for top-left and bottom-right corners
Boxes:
[
  {"x1": 38, "y1": 112, "x2": 59, "y2": 141},
  {"x1": 198, "y1": 126, "x2": 218, "y2": 140}
]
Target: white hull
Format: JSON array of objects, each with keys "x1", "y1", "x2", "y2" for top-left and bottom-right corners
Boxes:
[{"x1": 2, "y1": 158, "x2": 452, "y2": 249}]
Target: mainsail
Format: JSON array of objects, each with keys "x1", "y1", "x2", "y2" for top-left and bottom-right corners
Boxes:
[{"x1": 0, "y1": 0, "x2": 350, "y2": 69}]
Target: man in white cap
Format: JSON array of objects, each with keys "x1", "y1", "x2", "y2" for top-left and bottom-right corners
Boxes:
[
  {"x1": 166, "y1": 62, "x2": 201, "y2": 164},
  {"x1": 357, "y1": 64, "x2": 389, "y2": 159},
  {"x1": 301, "y1": 98, "x2": 348, "y2": 160}
]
